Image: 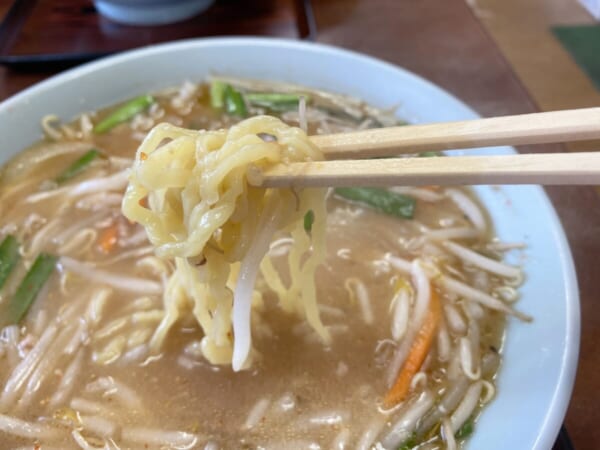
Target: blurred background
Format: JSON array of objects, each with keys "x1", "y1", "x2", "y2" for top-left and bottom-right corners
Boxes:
[{"x1": 0, "y1": 0, "x2": 598, "y2": 448}]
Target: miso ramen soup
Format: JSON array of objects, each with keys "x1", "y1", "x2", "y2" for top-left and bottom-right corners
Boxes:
[{"x1": 0, "y1": 77, "x2": 529, "y2": 449}]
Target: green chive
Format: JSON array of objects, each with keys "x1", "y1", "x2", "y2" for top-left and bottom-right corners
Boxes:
[
  {"x1": 223, "y1": 85, "x2": 247, "y2": 117},
  {"x1": 93, "y1": 95, "x2": 155, "y2": 134},
  {"x1": 0, "y1": 235, "x2": 20, "y2": 290},
  {"x1": 246, "y1": 93, "x2": 306, "y2": 111},
  {"x1": 418, "y1": 151, "x2": 443, "y2": 157},
  {"x1": 55, "y1": 149, "x2": 102, "y2": 184},
  {"x1": 456, "y1": 419, "x2": 475, "y2": 439},
  {"x1": 304, "y1": 210, "x2": 315, "y2": 233},
  {"x1": 6, "y1": 253, "x2": 57, "y2": 324},
  {"x1": 210, "y1": 80, "x2": 228, "y2": 109},
  {"x1": 334, "y1": 187, "x2": 416, "y2": 219},
  {"x1": 397, "y1": 432, "x2": 418, "y2": 450}
]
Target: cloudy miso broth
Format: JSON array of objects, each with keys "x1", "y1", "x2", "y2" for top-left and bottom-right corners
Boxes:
[{"x1": 0, "y1": 78, "x2": 525, "y2": 449}]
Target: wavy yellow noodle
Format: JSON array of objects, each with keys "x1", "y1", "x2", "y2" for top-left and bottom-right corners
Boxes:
[{"x1": 122, "y1": 116, "x2": 330, "y2": 370}]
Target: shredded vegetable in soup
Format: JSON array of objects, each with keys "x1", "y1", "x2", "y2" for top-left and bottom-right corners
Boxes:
[{"x1": 0, "y1": 77, "x2": 530, "y2": 450}]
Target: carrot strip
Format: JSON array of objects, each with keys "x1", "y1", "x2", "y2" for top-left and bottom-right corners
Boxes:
[
  {"x1": 98, "y1": 225, "x2": 119, "y2": 254},
  {"x1": 384, "y1": 287, "x2": 442, "y2": 408}
]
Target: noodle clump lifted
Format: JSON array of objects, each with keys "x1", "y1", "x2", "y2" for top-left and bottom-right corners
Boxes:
[{"x1": 122, "y1": 115, "x2": 329, "y2": 370}]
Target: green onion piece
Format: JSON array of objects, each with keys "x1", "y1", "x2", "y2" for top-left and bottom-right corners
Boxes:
[
  {"x1": 0, "y1": 235, "x2": 20, "y2": 290},
  {"x1": 246, "y1": 93, "x2": 306, "y2": 111},
  {"x1": 397, "y1": 433, "x2": 418, "y2": 450},
  {"x1": 334, "y1": 187, "x2": 416, "y2": 219},
  {"x1": 456, "y1": 419, "x2": 475, "y2": 439},
  {"x1": 55, "y1": 149, "x2": 102, "y2": 184},
  {"x1": 6, "y1": 253, "x2": 57, "y2": 324},
  {"x1": 223, "y1": 85, "x2": 248, "y2": 117},
  {"x1": 418, "y1": 151, "x2": 443, "y2": 157},
  {"x1": 210, "y1": 80, "x2": 228, "y2": 109},
  {"x1": 304, "y1": 210, "x2": 315, "y2": 233},
  {"x1": 93, "y1": 95, "x2": 155, "y2": 134}
]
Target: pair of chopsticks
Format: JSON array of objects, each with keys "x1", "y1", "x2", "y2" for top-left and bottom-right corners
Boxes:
[{"x1": 255, "y1": 108, "x2": 600, "y2": 187}]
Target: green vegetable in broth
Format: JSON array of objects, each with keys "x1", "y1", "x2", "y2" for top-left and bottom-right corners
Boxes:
[
  {"x1": 418, "y1": 151, "x2": 443, "y2": 157},
  {"x1": 334, "y1": 187, "x2": 416, "y2": 219},
  {"x1": 93, "y1": 95, "x2": 155, "y2": 134},
  {"x1": 0, "y1": 235, "x2": 20, "y2": 290},
  {"x1": 246, "y1": 93, "x2": 306, "y2": 111},
  {"x1": 210, "y1": 81, "x2": 248, "y2": 117},
  {"x1": 55, "y1": 148, "x2": 102, "y2": 184},
  {"x1": 304, "y1": 209, "x2": 315, "y2": 233},
  {"x1": 5, "y1": 253, "x2": 57, "y2": 325},
  {"x1": 223, "y1": 85, "x2": 248, "y2": 117},
  {"x1": 210, "y1": 80, "x2": 228, "y2": 109},
  {"x1": 397, "y1": 433, "x2": 418, "y2": 450},
  {"x1": 456, "y1": 419, "x2": 475, "y2": 439}
]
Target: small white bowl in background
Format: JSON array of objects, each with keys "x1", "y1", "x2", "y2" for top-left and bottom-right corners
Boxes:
[{"x1": 93, "y1": 0, "x2": 215, "y2": 26}]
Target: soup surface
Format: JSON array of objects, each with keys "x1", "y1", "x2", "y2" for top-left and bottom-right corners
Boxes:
[{"x1": 0, "y1": 78, "x2": 528, "y2": 449}]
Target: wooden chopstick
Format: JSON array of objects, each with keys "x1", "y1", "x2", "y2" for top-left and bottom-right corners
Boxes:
[
  {"x1": 311, "y1": 107, "x2": 600, "y2": 159},
  {"x1": 257, "y1": 152, "x2": 600, "y2": 188},
  {"x1": 249, "y1": 107, "x2": 600, "y2": 188}
]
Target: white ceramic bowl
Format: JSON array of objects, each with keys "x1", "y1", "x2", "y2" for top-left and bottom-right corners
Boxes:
[
  {"x1": 0, "y1": 38, "x2": 579, "y2": 449},
  {"x1": 93, "y1": 0, "x2": 215, "y2": 26}
]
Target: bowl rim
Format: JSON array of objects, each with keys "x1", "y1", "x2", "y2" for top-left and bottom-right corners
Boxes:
[{"x1": 0, "y1": 36, "x2": 580, "y2": 449}]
